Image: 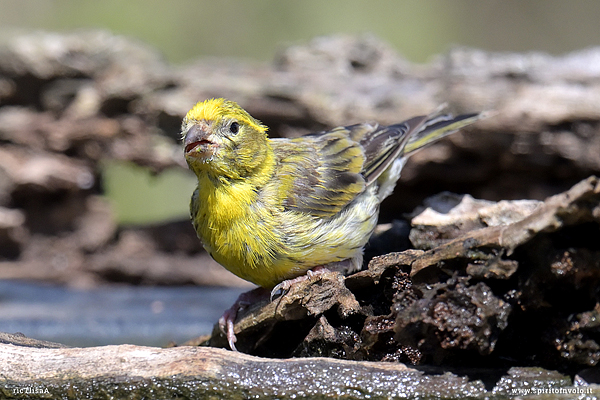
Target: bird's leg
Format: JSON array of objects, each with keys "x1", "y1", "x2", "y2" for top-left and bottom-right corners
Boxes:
[
  {"x1": 270, "y1": 265, "x2": 330, "y2": 301},
  {"x1": 219, "y1": 267, "x2": 331, "y2": 351},
  {"x1": 219, "y1": 286, "x2": 269, "y2": 351}
]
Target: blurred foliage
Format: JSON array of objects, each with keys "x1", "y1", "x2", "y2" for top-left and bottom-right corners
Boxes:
[
  {"x1": 1, "y1": 0, "x2": 600, "y2": 64},
  {"x1": 102, "y1": 161, "x2": 197, "y2": 224}
]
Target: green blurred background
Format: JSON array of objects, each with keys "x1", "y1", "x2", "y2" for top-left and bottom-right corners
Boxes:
[
  {"x1": 2, "y1": 0, "x2": 600, "y2": 224},
  {"x1": 3, "y1": 0, "x2": 600, "y2": 63}
]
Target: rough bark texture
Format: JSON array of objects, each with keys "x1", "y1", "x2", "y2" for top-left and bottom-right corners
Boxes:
[
  {"x1": 2, "y1": 31, "x2": 600, "y2": 398},
  {"x1": 0, "y1": 335, "x2": 589, "y2": 400},
  {"x1": 0, "y1": 338, "x2": 484, "y2": 400}
]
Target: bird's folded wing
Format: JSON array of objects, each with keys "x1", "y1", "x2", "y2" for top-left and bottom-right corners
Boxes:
[
  {"x1": 272, "y1": 128, "x2": 368, "y2": 218},
  {"x1": 270, "y1": 112, "x2": 480, "y2": 218}
]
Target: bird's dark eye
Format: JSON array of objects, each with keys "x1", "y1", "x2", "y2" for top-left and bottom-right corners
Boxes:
[{"x1": 229, "y1": 121, "x2": 240, "y2": 134}]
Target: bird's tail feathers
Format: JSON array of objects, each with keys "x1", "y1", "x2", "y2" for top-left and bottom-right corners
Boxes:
[{"x1": 403, "y1": 111, "x2": 485, "y2": 155}]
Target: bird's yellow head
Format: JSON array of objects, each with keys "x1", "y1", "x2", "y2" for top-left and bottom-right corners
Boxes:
[{"x1": 181, "y1": 98, "x2": 270, "y2": 179}]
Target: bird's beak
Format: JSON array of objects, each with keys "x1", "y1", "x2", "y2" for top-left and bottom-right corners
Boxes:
[{"x1": 183, "y1": 124, "x2": 214, "y2": 156}]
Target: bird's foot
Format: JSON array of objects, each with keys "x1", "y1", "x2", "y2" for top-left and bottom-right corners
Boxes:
[
  {"x1": 218, "y1": 286, "x2": 269, "y2": 351},
  {"x1": 270, "y1": 266, "x2": 330, "y2": 301},
  {"x1": 219, "y1": 267, "x2": 331, "y2": 351}
]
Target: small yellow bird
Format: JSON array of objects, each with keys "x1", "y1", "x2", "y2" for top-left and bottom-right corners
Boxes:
[{"x1": 182, "y1": 98, "x2": 482, "y2": 350}]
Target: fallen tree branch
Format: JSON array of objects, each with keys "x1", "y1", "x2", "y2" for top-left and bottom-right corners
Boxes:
[{"x1": 0, "y1": 340, "x2": 488, "y2": 400}]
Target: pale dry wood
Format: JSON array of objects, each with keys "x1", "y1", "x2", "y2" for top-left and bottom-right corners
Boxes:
[
  {"x1": 410, "y1": 176, "x2": 600, "y2": 276},
  {"x1": 0, "y1": 339, "x2": 489, "y2": 400}
]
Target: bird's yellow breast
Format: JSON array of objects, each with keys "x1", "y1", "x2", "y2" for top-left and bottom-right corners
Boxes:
[
  {"x1": 191, "y1": 172, "x2": 378, "y2": 288},
  {"x1": 192, "y1": 174, "x2": 287, "y2": 286}
]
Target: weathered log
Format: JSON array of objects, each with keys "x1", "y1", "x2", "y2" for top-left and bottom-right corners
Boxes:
[
  {"x1": 1, "y1": 336, "x2": 593, "y2": 400},
  {"x1": 409, "y1": 175, "x2": 600, "y2": 276},
  {"x1": 0, "y1": 339, "x2": 484, "y2": 399}
]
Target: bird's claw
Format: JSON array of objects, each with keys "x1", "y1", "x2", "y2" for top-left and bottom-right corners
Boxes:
[
  {"x1": 218, "y1": 287, "x2": 269, "y2": 351},
  {"x1": 270, "y1": 267, "x2": 329, "y2": 301},
  {"x1": 219, "y1": 269, "x2": 330, "y2": 350},
  {"x1": 218, "y1": 307, "x2": 239, "y2": 351},
  {"x1": 270, "y1": 281, "x2": 290, "y2": 301}
]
